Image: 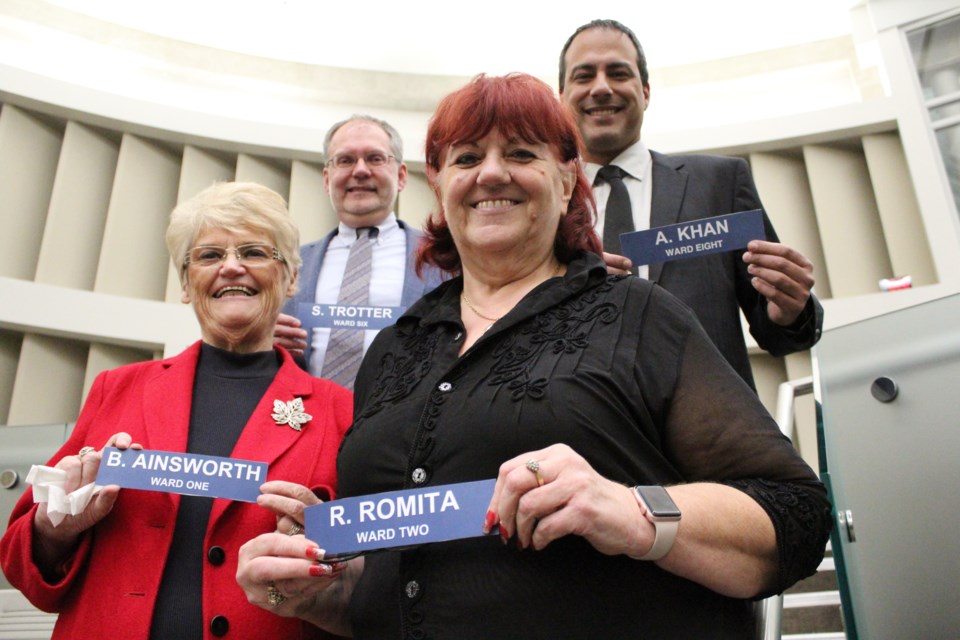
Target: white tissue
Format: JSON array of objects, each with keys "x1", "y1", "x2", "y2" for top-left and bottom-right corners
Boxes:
[{"x1": 26, "y1": 465, "x2": 103, "y2": 527}]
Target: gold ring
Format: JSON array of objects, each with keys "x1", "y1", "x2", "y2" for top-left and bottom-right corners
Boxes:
[
  {"x1": 266, "y1": 582, "x2": 287, "y2": 607},
  {"x1": 525, "y1": 459, "x2": 544, "y2": 487},
  {"x1": 288, "y1": 523, "x2": 303, "y2": 536},
  {"x1": 78, "y1": 446, "x2": 96, "y2": 459}
]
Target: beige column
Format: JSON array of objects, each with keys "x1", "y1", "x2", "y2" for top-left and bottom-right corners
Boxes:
[
  {"x1": 0, "y1": 330, "x2": 22, "y2": 424},
  {"x1": 804, "y1": 144, "x2": 893, "y2": 297},
  {"x1": 94, "y1": 134, "x2": 180, "y2": 301},
  {"x1": 290, "y1": 160, "x2": 335, "y2": 244},
  {"x1": 7, "y1": 334, "x2": 88, "y2": 425},
  {"x1": 749, "y1": 352, "x2": 787, "y2": 416},
  {"x1": 35, "y1": 122, "x2": 119, "y2": 290},
  {"x1": 785, "y1": 352, "x2": 818, "y2": 474},
  {"x1": 0, "y1": 105, "x2": 62, "y2": 280},
  {"x1": 862, "y1": 132, "x2": 937, "y2": 287},
  {"x1": 398, "y1": 170, "x2": 434, "y2": 231},
  {"x1": 750, "y1": 151, "x2": 832, "y2": 299},
  {"x1": 236, "y1": 154, "x2": 290, "y2": 199}
]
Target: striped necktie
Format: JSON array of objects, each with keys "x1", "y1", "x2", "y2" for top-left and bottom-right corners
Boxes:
[{"x1": 321, "y1": 227, "x2": 376, "y2": 389}]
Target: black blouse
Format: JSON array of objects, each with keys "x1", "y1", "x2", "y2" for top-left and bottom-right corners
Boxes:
[{"x1": 338, "y1": 251, "x2": 831, "y2": 640}]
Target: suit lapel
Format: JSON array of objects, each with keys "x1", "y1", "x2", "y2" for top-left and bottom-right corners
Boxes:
[
  {"x1": 140, "y1": 342, "x2": 202, "y2": 511},
  {"x1": 288, "y1": 230, "x2": 336, "y2": 365},
  {"x1": 649, "y1": 152, "x2": 688, "y2": 282},
  {"x1": 141, "y1": 343, "x2": 199, "y2": 453},
  {"x1": 399, "y1": 221, "x2": 424, "y2": 309}
]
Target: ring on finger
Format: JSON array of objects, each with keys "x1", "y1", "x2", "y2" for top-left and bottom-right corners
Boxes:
[
  {"x1": 288, "y1": 523, "x2": 303, "y2": 536},
  {"x1": 78, "y1": 446, "x2": 96, "y2": 460},
  {"x1": 266, "y1": 582, "x2": 287, "y2": 607},
  {"x1": 525, "y1": 459, "x2": 544, "y2": 487}
]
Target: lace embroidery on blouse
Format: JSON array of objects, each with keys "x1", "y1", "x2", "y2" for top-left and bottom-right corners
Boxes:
[
  {"x1": 727, "y1": 478, "x2": 834, "y2": 595},
  {"x1": 359, "y1": 278, "x2": 622, "y2": 415}
]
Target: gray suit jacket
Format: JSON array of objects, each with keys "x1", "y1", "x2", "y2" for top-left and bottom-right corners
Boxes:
[
  {"x1": 283, "y1": 219, "x2": 444, "y2": 371},
  {"x1": 646, "y1": 151, "x2": 823, "y2": 389}
]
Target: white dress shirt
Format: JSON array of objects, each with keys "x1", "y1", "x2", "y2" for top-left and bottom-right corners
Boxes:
[
  {"x1": 584, "y1": 140, "x2": 653, "y2": 279},
  {"x1": 309, "y1": 213, "x2": 406, "y2": 375}
]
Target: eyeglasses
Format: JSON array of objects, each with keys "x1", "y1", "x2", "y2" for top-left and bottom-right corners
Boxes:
[
  {"x1": 183, "y1": 244, "x2": 285, "y2": 268},
  {"x1": 326, "y1": 153, "x2": 396, "y2": 170}
]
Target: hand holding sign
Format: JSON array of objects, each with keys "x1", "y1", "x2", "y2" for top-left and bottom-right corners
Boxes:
[
  {"x1": 487, "y1": 443, "x2": 657, "y2": 559},
  {"x1": 29, "y1": 432, "x2": 141, "y2": 568},
  {"x1": 743, "y1": 240, "x2": 816, "y2": 326},
  {"x1": 257, "y1": 480, "x2": 323, "y2": 537},
  {"x1": 237, "y1": 531, "x2": 351, "y2": 630},
  {"x1": 273, "y1": 313, "x2": 308, "y2": 358}
]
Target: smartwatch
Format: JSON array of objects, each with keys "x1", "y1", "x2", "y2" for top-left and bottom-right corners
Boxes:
[{"x1": 630, "y1": 485, "x2": 681, "y2": 561}]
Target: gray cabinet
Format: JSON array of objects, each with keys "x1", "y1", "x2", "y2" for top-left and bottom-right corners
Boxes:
[
  {"x1": 815, "y1": 293, "x2": 960, "y2": 639},
  {"x1": 0, "y1": 423, "x2": 73, "y2": 590}
]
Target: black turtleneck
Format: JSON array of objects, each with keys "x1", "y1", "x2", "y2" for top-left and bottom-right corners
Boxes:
[{"x1": 149, "y1": 343, "x2": 280, "y2": 639}]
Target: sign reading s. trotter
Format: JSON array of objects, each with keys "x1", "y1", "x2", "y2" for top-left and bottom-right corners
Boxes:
[
  {"x1": 619, "y1": 209, "x2": 766, "y2": 266},
  {"x1": 296, "y1": 302, "x2": 403, "y2": 331},
  {"x1": 305, "y1": 479, "x2": 497, "y2": 557}
]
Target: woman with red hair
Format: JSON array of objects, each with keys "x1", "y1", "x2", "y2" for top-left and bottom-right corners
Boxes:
[{"x1": 237, "y1": 73, "x2": 830, "y2": 638}]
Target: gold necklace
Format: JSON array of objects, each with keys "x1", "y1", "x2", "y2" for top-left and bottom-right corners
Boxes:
[
  {"x1": 461, "y1": 292, "x2": 501, "y2": 322},
  {"x1": 460, "y1": 263, "x2": 565, "y2": 324}
]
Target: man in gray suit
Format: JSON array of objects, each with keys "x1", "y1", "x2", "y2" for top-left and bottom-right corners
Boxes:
[
  {"x1": 275, "y1": 115, "x2": 442, "y2": 385},
  {"x1": 559, "y1": 19, "x2": 823, "y2": 389}
]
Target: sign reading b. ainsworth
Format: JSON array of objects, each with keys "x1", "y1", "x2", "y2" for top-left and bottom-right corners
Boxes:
[
  {"x1": 96, "y1": 447, "x2": 266, "y2": 502},
  {"x1": 306, "y1": 479, "x2": 497, "y2": 557}
]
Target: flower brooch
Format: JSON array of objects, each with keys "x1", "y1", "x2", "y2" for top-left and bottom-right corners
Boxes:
[{"x1": 271, "y1": 398, "x2": 312, "y2": 431}]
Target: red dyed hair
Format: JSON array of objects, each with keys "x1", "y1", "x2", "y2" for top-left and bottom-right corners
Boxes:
[{"x1": 418, "y1": 73, "x2": 601, "y2": 275}]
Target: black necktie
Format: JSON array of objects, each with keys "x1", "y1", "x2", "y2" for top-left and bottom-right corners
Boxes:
[{"x1": 597, "y1": 165, "x2": 634, "y2": 256}]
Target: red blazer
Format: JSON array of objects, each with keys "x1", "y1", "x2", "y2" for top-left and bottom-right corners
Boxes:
[{"x1": 0, "y1": 342, "x2": 354, "y2": 640}]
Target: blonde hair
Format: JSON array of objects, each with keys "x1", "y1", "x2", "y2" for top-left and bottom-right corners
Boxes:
[{"x1": 166, "y1": 182, "x2": 301, "y2": 290}]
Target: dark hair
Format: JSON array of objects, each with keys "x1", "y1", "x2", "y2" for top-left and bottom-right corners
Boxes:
[
  {"x1": 418, "y1": 73, "x2": 601, "y2": 275},
  {"x1": 558, "y1": 19, "x2": 649, "y2": 91}
]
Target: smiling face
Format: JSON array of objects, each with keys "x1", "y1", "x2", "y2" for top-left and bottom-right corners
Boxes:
[
  {"x1": 434, "y1": 129, "x2": 575, "y2": 274},
  {"x1": 560, "y1": 27, "x2": 650, "y2": 165},
  {"x1": 324, "y1": 120, "x2": 408, "y2": 228},
  {"x1": 181, "y1": 227, "x2": 297, "y2": 352}
]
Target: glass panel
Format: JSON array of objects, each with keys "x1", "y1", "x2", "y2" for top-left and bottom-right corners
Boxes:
[
  {"x1": 929, "y1": 96, "x2": 960, "y2": 122},
  {"x1": 907, "y1": 14, "x2": 960, "y2": 101},
  {"x1": 934, "y1": 123, "x2": 960, "y2": 212}
]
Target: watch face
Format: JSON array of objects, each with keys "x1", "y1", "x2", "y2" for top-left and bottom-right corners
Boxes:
[{"x1": 636, "y1": 486, "x2": 681, "y2": 519}]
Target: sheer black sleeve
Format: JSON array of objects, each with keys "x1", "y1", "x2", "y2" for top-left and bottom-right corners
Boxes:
[{"x1": 636, "y1": 284, "x2": 832, "y2": 595}]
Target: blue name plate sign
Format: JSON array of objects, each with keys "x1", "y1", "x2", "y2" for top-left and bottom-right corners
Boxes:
[
  {"x1": 619, "y1": 209, "x2": 766, "y2": 266},
  {"x1": 305, "y1": 479, "x2": 496, "y2": 557},
  {"x1": 296, "y1": 302, "x2": 403, "y2": 331},
  {"x1": 96, "y1": 447, "x2": 267, "y2": 502}
]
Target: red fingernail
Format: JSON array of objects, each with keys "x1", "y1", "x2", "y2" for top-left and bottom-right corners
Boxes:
[
  {"x1": 484, "y1": 510, "x2": 498, "y2": 533},
  {"x1": 499, "y1": 524, "x2": 509, "y2": 545},
  {"x1": 309, "y1": 564, "x2": 331, "y2": 577},
  {"x1": 306, "y1": 546, "x2": 326, "y2": 561}
]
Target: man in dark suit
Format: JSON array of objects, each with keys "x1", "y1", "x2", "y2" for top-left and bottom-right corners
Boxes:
[
  {"x1": 275, "y1": 115, "x2": 443, "y2": 386},
  {"x1": 559, "y1": 19, "x2": 823, "y2": 389}
]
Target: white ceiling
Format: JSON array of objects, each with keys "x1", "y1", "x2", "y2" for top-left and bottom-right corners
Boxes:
[{"x1": 43, "y1": 0, "x2": 861, "y2": 77}]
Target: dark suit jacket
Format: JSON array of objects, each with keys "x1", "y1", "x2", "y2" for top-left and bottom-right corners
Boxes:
[
  {"x1": 647, "y1": 151, "x2": 823, "y2": 389},
  {"x1": 0, "y1": 342, "x2": 353, "y2": 639},
  {"x1": 283, "y1": 219, "x2": 444, "y2": 371}
]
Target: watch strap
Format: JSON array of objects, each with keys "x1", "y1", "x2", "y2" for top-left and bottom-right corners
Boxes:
[{"x1": 631, "y1": 486, "x2": 680, "y2": 561}]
